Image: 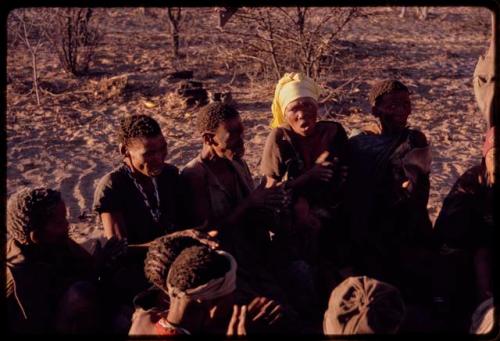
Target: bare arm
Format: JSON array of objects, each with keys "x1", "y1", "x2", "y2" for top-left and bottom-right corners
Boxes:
[{"x1": 100, "y1": 211, "x2": 127, "y2": 240}]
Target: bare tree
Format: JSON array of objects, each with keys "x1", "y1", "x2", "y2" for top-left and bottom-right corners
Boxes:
[
  {"x1": 9, "y1": 9, "x2": 49, "y2": 105},
  {"x1": 167, "y1": 7, "x2": 182, "y2": 58},
  {"x1": 45, "y1": 8, "x2": 101, "y2": 77},
  {"x1": 218, "y1": 7, "x2": 359, "y2": 82}
]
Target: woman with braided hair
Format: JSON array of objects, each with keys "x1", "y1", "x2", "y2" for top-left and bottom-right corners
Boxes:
[
  {"x1": 6, "y1": 187, "x2": 125, "y2": 334},
  {"x1": 93, "y1": 114, "x2": 183, "y2": 245},
  {"x1": 129, "y1": 231, "x2": 284, "y2": 335},
  {"x1": 93, "y1": 114, "x2": 185, "y2": 305}
]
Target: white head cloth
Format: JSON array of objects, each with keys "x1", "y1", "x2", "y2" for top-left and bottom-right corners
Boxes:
[{"x1": 166, "y1": 250, "x2": 237, "y2": 301}]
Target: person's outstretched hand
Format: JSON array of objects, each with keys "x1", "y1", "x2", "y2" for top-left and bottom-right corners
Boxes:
[
  {"x1": 227, "y1": 304, "x2": 247, "y2": 336},
  {"x1": 166, "y1": 228, "x2": 220, "y2": 250}
]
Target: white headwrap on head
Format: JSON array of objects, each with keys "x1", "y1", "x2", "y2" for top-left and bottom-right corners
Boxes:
[{"x1": 166, "y1": 250, "x2": 237, "y2": 301}]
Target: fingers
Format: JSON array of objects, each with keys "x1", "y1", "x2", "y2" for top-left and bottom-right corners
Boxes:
[
  {"x1": 227, "y1": 305, "x2": 247, "y2": 336},
  {"x1": 207, "y1": 230, "x2": 219, "y2": 238},
  {"x1": 315, "y1": 167, "x2": 334, "y2": 182},
  {"x1": 227, "y1": 305, "x2": 239, "y2": 336},
  {"x1": 248, "y1": 296, "x2": 266, "y2": 312},
  {"x1": 251, "y1": 299, "x2": 276, "y2": 322},
  {"x1": 315, "y1": 150, "x2": 330, "y2": 164},
  {"x1": 238, "y1": 305, "x2": 247, "y2": 335},
  {"x1": 171, "y1": 228, "x2": 220, "y2": 249},
  {"x1": 268, "y1": 304, "x2": 283, "y2": 325}
]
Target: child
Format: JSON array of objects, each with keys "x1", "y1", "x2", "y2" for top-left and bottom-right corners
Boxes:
[
  {"x1": 6, "y1": 187, "x2": 125, "y2": 333},
  {"x1": 346, "y1": 79, "x2": 433, "y2": 303}
]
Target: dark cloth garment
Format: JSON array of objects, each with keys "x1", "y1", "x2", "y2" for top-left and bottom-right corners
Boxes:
[
  {"x1": 181, "y1": 155, "x2": 273, "y2": 271},
  {"x1": 181, "y1": 155, "x2": 289, "y2": 311},
  {"x1": 345, "y1": 126, "x2": 433, "y2": 302},
  {"x1": 260, "y1": 120, "x2": 348, "y2": 207},
  {"x1": 182, "y1": 155, "x2": 254, "y2": 226},
  {"x1": 260, "y1": 121, "x2": 349, "y2": 323},
  {"x1": 323, "y1": 276, "x2": 405, "y2": 335},
  {"x1": 432, "y1": 164, "x2": 494, "y2": 332},
  {"x1": 93, "y1": 163, "x2": 182, "y2": 245},
  {"x1": 434, "y1": 165, "x2": 494, "y2": 251},
  {"x1": 6, "y1": 238, "x2": 95, "y2": 333},
  {"x1": 260, "y1": 121, "x2": 349, "y2": 260}
]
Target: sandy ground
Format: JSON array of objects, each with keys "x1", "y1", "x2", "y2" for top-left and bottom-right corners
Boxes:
[{"x1": 6, "y1": 7, "x2": 492, "y2": 244}]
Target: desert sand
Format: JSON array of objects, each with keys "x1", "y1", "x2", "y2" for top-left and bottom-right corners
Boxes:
[{"x1": 6, "y1": 7, "x2": 492, "y2": 244}]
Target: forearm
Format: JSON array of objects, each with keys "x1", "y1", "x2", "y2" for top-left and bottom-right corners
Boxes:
[
  {"x1": 100, "y1": 212, "x2": 126, "y2": 240},
  {"x1": 217, "y1": 197, "x2": 253, "y2": 232}
]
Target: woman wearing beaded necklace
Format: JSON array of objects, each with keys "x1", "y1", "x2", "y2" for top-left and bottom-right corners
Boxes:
[{"x1": 93, "y1": 114, "x2": 184, "y2": 305}]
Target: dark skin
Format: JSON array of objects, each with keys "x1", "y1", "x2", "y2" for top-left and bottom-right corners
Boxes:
[
  {"x1": 265, "y1": 97, "x2": 348, "y2": 190},
  {"x1": 186, "y1": 115, "x2": 289, "y2": 230},
  {"x1": 101, "y1": 134, "x2": 168, "y2": 245},
  {"x1": 372, "y1": 90, "x2": 411, "y2": 135}
]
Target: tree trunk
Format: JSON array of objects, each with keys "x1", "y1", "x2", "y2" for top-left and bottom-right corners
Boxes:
[{"x1": 31, "y1": 48, "x2": 40, "y2": 106}]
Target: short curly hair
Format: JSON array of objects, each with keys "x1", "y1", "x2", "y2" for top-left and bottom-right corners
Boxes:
[
  {"x1": 368, "y1": 80, "x2": 409, "y2": 107},
  {"x1": 119, "y1": 114, "x2": 162, "y2": 145},
  {"x1": 168, "y1": 246, "x2": 230, "y2": 292},
  {"x1": 144, "y1": 234, "x2": 229, "y2": 293},
  {"x1": 7, "y1": 187, "x2": 62, "y2": 244},
  {"x1": 196, "y1": 102, "x2": 240, "y2": 133}
]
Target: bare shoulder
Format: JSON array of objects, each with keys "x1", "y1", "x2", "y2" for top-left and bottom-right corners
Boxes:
[{"x1": 180, "y1": 158, "x2": 206, "y2": 183}]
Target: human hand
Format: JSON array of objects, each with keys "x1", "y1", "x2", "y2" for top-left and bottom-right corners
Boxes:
[
  {"x1": 166, "y1": 228, "x2": 220, "y2": 250},
  {"x1": 306, "y1": 151, "x2": 335, "y2": 183},
  {"x1": 246, "y1": 296, "x2": 283, "y2": 331},
  {"x1": 227, "y1": 305, "x2": 247, "y2": 336},
  {"x1": 95, "y1": 236, "x2": 127, "y2": 270},
  {"x1": 250, "y1": 184, "x2": 291, "y2": 210}
]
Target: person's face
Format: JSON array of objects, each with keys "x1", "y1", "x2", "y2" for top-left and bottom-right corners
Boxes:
[
  {"x1": 373, "y1": 90, "x2": 411, "y2": 132},
  {"x1": 126, "y1": 134, "x2": 168, "y2": 177},
  {"x1": 211, "y1": 116, "x2": 245, "y2": 159},
  {"x1": 284, "y1": 97, "x2": 318, "y2": 137},
  {"x1": 38, "y1": 201, "x2": 70, "y2": 244},
  {"x1": 485, "y1": 147, "x2": 496, "y2": 186}
]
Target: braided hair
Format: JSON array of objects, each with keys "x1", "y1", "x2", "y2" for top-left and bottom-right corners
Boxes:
[
  {"x1": 368, "y1": 80, "x2": 409, "y2": 107},
  {"x1": 119, "y1": 114, "x2": 162, "y2": 145},
  {"x1": 144, "y1": 234, "x2": 229, "y2": 292},
  {"x1": 196, "y1": 102, "x2": 240, "y2": 133},
  {"x1": 7, "y1": 187, "x2": 62, "y2": 244}
]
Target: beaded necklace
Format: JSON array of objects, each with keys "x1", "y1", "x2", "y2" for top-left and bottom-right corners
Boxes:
[{"x1": 124, "y1": 165, "x2": 161, "y2": 223}]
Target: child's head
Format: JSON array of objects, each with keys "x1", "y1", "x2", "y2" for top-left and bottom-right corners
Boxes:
[
  {"x1": 369, "y1": 80, "x2": 411, "y2": 132},
  {"x1": 145, "y1": 235, "x2": 236, "y2": 333},
  {"x1": 197, "y1": 102, "x2": 244, "y2": 159},
  {"x1": 119, "y1": 114, "x2": 167, "y2": 177},
  {"x1": 7, "y1": 187, "x2": 69, "y2": 245}
]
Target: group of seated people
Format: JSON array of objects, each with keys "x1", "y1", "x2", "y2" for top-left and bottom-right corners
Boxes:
[{"x1": 6, "y1": 70, "x2": 496, "y2": 335}]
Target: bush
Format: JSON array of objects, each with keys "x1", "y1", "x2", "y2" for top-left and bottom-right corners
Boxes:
[{"x1": 45, "y1": 8, "x2": 101, "y2": 77}]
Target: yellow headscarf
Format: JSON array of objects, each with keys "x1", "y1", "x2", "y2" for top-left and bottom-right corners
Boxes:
[{"x1": 270, "y1": 72, "x2": 322, "y2": 128}]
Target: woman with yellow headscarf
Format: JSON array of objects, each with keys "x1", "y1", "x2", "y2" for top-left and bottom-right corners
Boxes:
[{"x1": 260, "y1": 72, "x2": 350, "y2": 321}]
